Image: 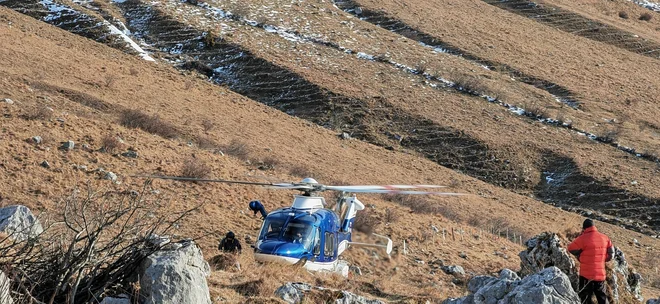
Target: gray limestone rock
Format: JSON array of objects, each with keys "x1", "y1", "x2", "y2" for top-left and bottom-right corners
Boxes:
[{"x1": 0, "y1": 205, "x2": 43, "y2": 241}]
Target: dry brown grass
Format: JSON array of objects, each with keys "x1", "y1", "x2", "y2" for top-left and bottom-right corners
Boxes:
[
  {"x1": 119, "y1": 109, "x2": 179, "y2": 139},
  {"x1": 257, "y1": 156, "x2": 279, "y2": 171},
  {"x1": 201, "y1": 119, "x2": 215, "y2": 132},
  {"x1": 181, "y1": 157, "x2": 211, "y2": 178},
  {"x1": 450, "y1": 73, "x2": 489, "y2": 95},
  {"x1": 194, "y1": 135, "x2": 220, "y2": 150},
  {"x1": 288, "y1": 165, "x2": 316, "y2": 178},
  {"x1": 354, "y1": 209, "x2": 379, "y2": 234}
]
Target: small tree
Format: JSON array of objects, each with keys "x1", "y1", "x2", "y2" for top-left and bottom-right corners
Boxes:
[{"x1": 0, "y1": 182, "x2": 199, "y2": 304}]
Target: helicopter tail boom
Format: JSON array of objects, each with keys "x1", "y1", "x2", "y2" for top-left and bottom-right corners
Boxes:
[{"x1": 348, "y1": 233, "x2": 393, "y2": 255}]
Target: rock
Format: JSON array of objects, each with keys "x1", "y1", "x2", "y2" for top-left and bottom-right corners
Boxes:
[
  {"x1": 0, "y1": 205, "x2": 43, "y2": 241},
  {"x1": 138, "y1": 240, "x2": 211, "y2": 304},
  {"x1": 459, "y1": 252, "x2": 468, "y2": 259},
  {"x1": 121, "y1": 150, "x2": 138, "y2": 158},
  {"x1": 40, "y1": 161, "x2": 50, "y2": 168},
  {"x1": 0, "y1": 271, "x2": 14, "y2": 304},
  {"x1": 648, "y1": 299, "x2": 660, "y2": 304},
  {"x1": 441, "y1": 265, "x2": 465, "y2": 276},
  {"x1": 60, "y1": 140, "x2": 75, "y2": 150},
  {"x1": 275, "y1": 282, "x2": 311, "y2": 304},
  {"x1": 146, "y1": 234, "x2": 171, "y2": 247},
  {"x1": 31, "y1": 136, "x2": 42, "y2": 144},
  {"x1": 2, "y1": 98, "x2": 13, "y2": 104},
  {"x1": 340, "y1": 132, "x2": 351, "y2": 140},
  {"x1": 502, "y1": 267, "x2": 579, "y2": 303},
  {"x1": 610, "y1": 247, "x2": 643, "y2": 302},
  {"x1": 445, "y1": 267, "x2": 579, "y2": 304},
  {"x1": 100, "y1": 294, "x2": 130, "y2": 304},
  {"x1": 519, "y1": 232, "x2": 577, "y2": 288},
  {"x1": 275, "y1": 282, "x2": 383, "y2": 304},
  {"x1": 350, "y1": 265, "x2": 362, "y2": 276},
  {"x1": 103, "y1": 172, "x2": 118, "y2": 182}
]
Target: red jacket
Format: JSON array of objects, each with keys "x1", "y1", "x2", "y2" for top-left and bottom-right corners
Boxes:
[{"x1": 567, "y1": 226, "x2": 614, "y2": 281}]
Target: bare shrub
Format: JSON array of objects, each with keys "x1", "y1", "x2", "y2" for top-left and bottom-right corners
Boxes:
[
  {"x1": 104, "y1": 74, "x2": 117, "y2": 88},
  {"x1": 119, "y1": 109, "x2": 179, "y2": 139},
  {"x1": 223, "y1": 139, "x2": 251, "y2": 161},
  {"x1": 598, "y1": 126, "x2": 620, "y2": 143},
  {"x1": 201, "y1": 119, "x2": 215, "y2": 132},
  {"x1": 384, "y1": 208, "x2": 399, "y2": 223},
  {"x1": 258, "y1": 156, "x2": 279, "y2": 171},
  {"x1": 23, "y1": 106, "x2": 54, "y2": 120},
  {"x1": 194, "y1": 135, "x2": 220, "y2": 150},
  {"x1": 639, "y1": 13, "x2": 653, "y2": 21},
  {"x1": 414, "y1": 62, "x2": 428, "y2": 75},
  {"x1": 525, "y1": 103, "x2": 548, "y2": 118},
  {"x1": 451, "y1": 74, "x2": 488, "y2": 95},
  {"x1": 618, "y1": 11, "x2": 629, "y2": 19},
  {"x1": 289, "y1": 165, "x2": 316, "y2": 178},
  {"x1": 209, "y1": 254, "x2": 239, "y2": 272},
  {"x1": 181, "y1": 157, "x2": 211, "y2": 178},
  {"x1": 100, "y1": 134, "x2": 123, "y2": 153},
  {"x1": 129, "y1": 67, "x2": 139, "y2": 76},
  {"x1": 400, "y1": 28, "x2": 420, "y2": 40},
  {"x1": 354, "y1": 209, "x2": 378, "y2": 234},
  {"x1": 0, "y1": 184, "x2": 198, "y2": 304}
]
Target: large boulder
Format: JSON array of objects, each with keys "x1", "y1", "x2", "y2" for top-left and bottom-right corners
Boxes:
[
  {"x1": 648, "y1": 299, "x2": 660, "y2": 304},
  {"x1": 519, "y1": 232, "x2": 577, "y2": 287},
  {"x1": 0, "y1": 271, "x2": 14, "y2": 304},
  {"x1": 610, "y1": 247, "x2": 643, "y2": 302},
  {"x1": 0, "y1": 205, "x2": 43, "y2": 241},
  {"x1": 444, "y1": 267, "x2": 579, "y2": 304},
  {"x1": 138, "y1": 239, "x2": 211, "y2": 304},
  {"x1": 275, "y1": 282, "x2": 384, "y2": 304}
]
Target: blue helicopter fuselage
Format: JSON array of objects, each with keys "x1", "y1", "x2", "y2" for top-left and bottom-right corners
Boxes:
[{"x1": 254, "y1": 206, "x2": 352, "y2": 265}]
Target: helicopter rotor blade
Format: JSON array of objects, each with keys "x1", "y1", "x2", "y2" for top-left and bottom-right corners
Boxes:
[
  {"x1": 325, "y1": 185, "x2": 446, "y2": 192},
  {"x1": 132, "y1": 175, "x2": 278, "y2": 186}
]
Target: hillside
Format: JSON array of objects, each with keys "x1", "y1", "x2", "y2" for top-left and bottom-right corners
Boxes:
[{"x1": 0, "y1": 0, "x2": 659, "y2": 302}]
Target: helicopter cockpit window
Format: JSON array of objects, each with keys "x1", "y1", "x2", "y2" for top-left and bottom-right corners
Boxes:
[
  {"x1": 282, "y1": 220, "x2": 315, "y2": 251},
  {"x1": 259, "y1": 217, "x2": 286, "y2": 240}
]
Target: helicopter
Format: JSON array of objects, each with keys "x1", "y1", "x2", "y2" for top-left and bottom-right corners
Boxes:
[{"x1": 139, "y1": 175, "x2": 463, "y2": 276}]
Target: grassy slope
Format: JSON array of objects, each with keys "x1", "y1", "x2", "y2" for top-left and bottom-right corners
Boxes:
[{"x1": 0, "y1": 5, "x2": 658, "y2": 302}]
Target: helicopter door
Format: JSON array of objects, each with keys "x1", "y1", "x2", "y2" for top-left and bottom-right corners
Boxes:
[{"x1": 324, "y1": 232, "x2": 335, "y2": 261}]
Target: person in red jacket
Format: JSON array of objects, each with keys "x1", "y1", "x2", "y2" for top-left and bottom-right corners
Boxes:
[{"x1": 568, "y1": 219, "x2": 614, "y2": 304}]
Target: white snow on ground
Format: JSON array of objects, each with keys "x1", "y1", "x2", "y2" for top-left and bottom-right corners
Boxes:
[
  {"x1": 629, "y1": 0, "x2": 660, "y2": 12},
  {"x1": 105, "y1": 21, "x2": 156, "y2": 61},
  {"x1": 40, "y1": 0, "x2": 75, "y2": 22}
]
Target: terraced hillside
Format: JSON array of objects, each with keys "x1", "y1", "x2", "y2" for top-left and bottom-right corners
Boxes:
[{"x1": 1, "y1": 0, "x2": 659, "y2": 301}]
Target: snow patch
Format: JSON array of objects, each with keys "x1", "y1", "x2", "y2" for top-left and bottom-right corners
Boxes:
[{"x1": 105, "y1": 21, "x2": 155, "y2": 61}]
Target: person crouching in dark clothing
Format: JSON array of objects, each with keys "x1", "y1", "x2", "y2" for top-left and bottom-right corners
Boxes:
[
  {"x1": 568, "y1": 219, "x2": 614, "y2": 304},
  {"x1": 219, "y1": 231, "x2": 242, "y2": 254}
]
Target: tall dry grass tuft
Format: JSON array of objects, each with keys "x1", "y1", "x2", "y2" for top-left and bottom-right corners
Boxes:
[
  {"x1": 181, "y1": 157, "x2": 211, "y2": 178},
  {"x1": 119, "y1": 109, "x2": 179, "y2": 139}
]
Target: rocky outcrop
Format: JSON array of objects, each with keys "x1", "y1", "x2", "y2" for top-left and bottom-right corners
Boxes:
[
  {"x1": 610, "y1": 247, "x2": 643, "y2": 302},
  {"x1": 275, "y1": 282, "x2": 384, "y2": 304},
  {"x1": 444, "y1": 267, "x2": 579, "y2": 304},
  {"x1": 647, "y1": 299, "x2": 660, "y2": 304},
  {"x1": 100, "y1": 294, "x2": 130, "y2": 304},
  {"x1": 519, "y1": 232, "x2": 577, "y2": 287},
  {"x1": 138, "y1": 239, "x2": 211, "y2": 304},
  {"x1": 0, "y1": 205, "x2": 43, "y2": 241},
  {"x1": 0, "y1": 271, "x2": 14, "y2": 304}
]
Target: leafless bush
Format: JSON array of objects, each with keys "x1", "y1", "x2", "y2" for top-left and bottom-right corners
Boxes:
[
  {"x1": 0, "y1": 184, "x2": 198, "y2": 304},
  {"x1": 119, "y1": 109, "x2": 179, "y2": 139},
  {"x1": 22, "y1": 106, "x2": 54, "y2": 120},
  {"x1": 639, "y1": 13, "x2": 653, "y2": 21},
  {"x1": 288, "y1": 165, "x2": 316, "y2": 178},
  {"x1": 129, "y1": 67, "x2": 139, "y2": 76},
  {"x1": 400, "y1": 28, "x2": 420, "y2": 40},
  {"x1": 451, "y1": 74, "x2": 489, "y2": 95},
  {"x1": 525, "y1": 103, "x2": 548, "y2": 118},
  {"x1": 257, "y1": 156, "x2": 279, "y2": 171},
  {"x1": 194, "y1": 135, "x2": 220, "y2": 150},
  {"x1": 223, "y1": 139, "x2": 251, "y2": 161},
  {"x1": 598, "y1": 126, "x2": 620, "y2": 143},
  {"x1": 104, "y1": 75, "x2": 117, "y2": 88},
  {"x1": 201, "y1": 119, "x2": 215, "y2": 132},
  {"x1": 414, "y1": 62, "x2": 428, "y2": 74},
  {"x1": 354, "y1": 209, "x2": 378, "y2": 234},
  {"x1": 384, "y1": 208, "x2": 399, "y2": 223},
  {"x1": 618, "y1": 11, "x2": 629, "y2": 19},
  {"x1": 181, "y1": 157, "x2": 211, "y2": 178},
  {"x1": 100, "y1": 135, "x2": 123, "y2": 154}
]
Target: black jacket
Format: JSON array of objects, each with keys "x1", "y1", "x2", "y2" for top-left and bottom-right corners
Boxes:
[{"x1": 219, "y1": 237, "x2": 242, "y2": 253}]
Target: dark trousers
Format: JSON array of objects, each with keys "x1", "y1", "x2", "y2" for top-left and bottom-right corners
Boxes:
[{"x1": 578, "y1": 276, "x2": 608, "y2": 304}]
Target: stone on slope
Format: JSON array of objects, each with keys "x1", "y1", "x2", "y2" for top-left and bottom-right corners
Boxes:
[
  {"x1": 0, "y1": 271, "x2": 14, "y2": 304},
  {"x1": 138, "y1": 239, "x2": 211, "y2": 304},
  {"x1": 519, "y1": 232, "x2": 577, "y2": 287},
  {"x1": 100, "y1": 294, "x2": 130, "y2": 304},
  {"x1": 275, "y1": 282, "x2": 311, "y2": 304},
  {"x1": 443, "y1": 267, "x2": 579, "y2": 304},
  {"x1": 0, "y1": 205, "x2": 43, "y2": 241},
  {"x1": 275, "y1": 282, "x2": 384, "y2": 304},
  {"x1": 647, "y1": 299, "x2": 660, "y2": 304},
  {"x1": 610, "y1": 247, "x2": 643, "y2": 302}
]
